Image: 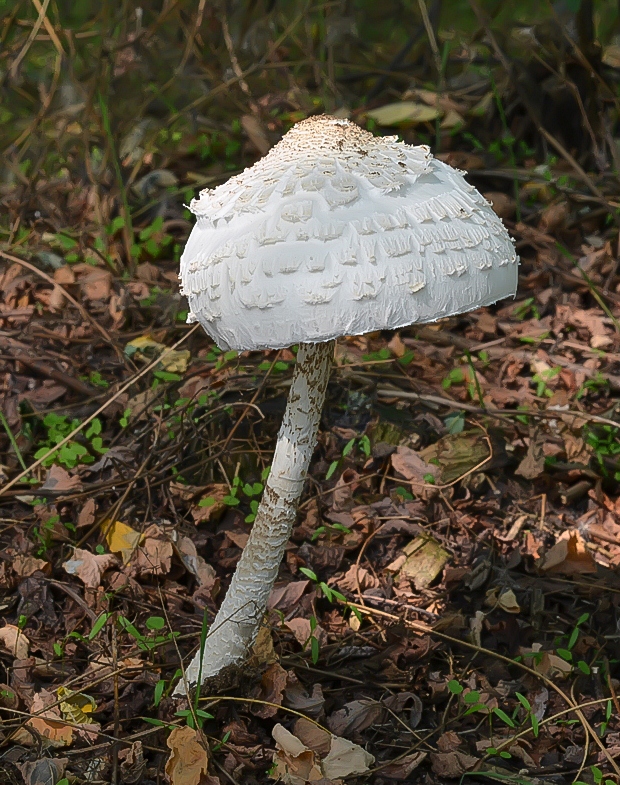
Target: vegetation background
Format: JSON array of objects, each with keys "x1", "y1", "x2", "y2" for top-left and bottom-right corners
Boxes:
[{"x1": 2, "y1": 2, "x2": 620, "y2": 785}]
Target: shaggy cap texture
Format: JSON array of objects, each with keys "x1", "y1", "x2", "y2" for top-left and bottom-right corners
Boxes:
[{"x1": 180, "y1": 115, "x2": 518, "y2": 350}]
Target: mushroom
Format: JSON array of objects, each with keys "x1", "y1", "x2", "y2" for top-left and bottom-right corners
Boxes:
[{"x1": 175, "y1": 116, "x2": 518, "y2": 693}]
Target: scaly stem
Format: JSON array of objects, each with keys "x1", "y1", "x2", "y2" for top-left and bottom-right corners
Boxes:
[{"x1": 175, "y1": 341, "x2": 334, "y2": 694}]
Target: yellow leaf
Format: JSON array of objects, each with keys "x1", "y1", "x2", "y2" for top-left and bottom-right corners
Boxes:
[
  {"x1": 125, "y1": 336, "x2": 190, "y2": 373},
  {"x1": 103, "y1": 520, "x2": 142, "y2": 564},
  {"x1": 57, "y1": 686, "x2": 97, "y2": 725},
  {"x1": 366, "y1": 101, "x2": 441, "y2": 126}
]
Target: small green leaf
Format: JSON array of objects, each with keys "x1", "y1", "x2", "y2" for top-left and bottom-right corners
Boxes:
[
  {"x1": 299, "y1": 567, "x2": 317, "y2": 582},
  {"x1": 493, "y1": 707, "x2": 516, "y2": 727},
  {"x1": 154, "y1": 679, "x2": 165, "y2": 707},
  {"x1": 447, "y1": 680, "x2": 463, "y2": 695},
  {"x1": 577, "y1": 660, "x2": 591, "y2": 675},
  {"x1": 515, "y1": 692, "x2": 531, "y2": 711},
  {"x1": 146, "y1": 616, "x2": 166, "y2": 631},
  {"x1": 464, "y1": 690, "x2": 480, "y2": 704},
  {"x1": 557, "y1": 648, "x2": 573, "y2": 661},
  {"x1": 325, "y1": 460, "x2": 339, "y2": 480},
  {"x1": 88, "y1": 612, "x2": 110, "y2": 640}
]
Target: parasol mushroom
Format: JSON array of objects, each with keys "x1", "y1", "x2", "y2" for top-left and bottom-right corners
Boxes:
[{"x1": 175, "y1": 115, "x2": 518, "y2": 694}]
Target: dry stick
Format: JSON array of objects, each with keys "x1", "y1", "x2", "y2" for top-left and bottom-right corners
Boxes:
[
  {"x1": 9, "y1": 0, "x2": 51, "y2": 78},
  {"x1": 0, "y1": 250, "x2": 114, "y2": 345},
  {"x1": 345, "y1": 600, "x2": 620, "y2": 775},
  {"x1": 31, "y1": 0, "x2": 66, "y2": 56},
  {"x1": 0, "y1": 324, "x2": 200, "y2": 496},
  {"x1": 376, "y1": 387, "x2": 620, "y2": 430}
]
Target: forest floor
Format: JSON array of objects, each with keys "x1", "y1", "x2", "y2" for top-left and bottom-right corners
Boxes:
[{"x1": 1, "y1": 3, "x2": 620, "y2": 785}]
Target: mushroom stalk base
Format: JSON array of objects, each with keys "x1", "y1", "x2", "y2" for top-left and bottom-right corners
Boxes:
[{"x1": 175, "y1": 341, "x2": 335, "y2": 695}]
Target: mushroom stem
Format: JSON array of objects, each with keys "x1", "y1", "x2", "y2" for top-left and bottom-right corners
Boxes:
[{"x1": 176, "y1": 340, "x2": 335, "y2": 694}]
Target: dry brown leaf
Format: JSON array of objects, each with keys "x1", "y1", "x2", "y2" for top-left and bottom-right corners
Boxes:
[
  {"x1": 177, "y1": 536, "x2": 219, "y2": 590},
  {"x1": 63, "y1": 548, "x2": 118, "y2": 589},
  {"x1": 165, "y1": 725, "x2": 209, "y2": 785},
  {"x1": 0, "y1": 624, "x2": 29, "y2": 659},
  {"x1": 252, "y1": 662, "x2": 289, "y2": 718},
  {"x1": 322, "y1": 735, "x2": 374, "y2": 779},
  {"x1": 18, "y1": 756, "x2": 67, "y2": 785},
  {"x1": 12, "y1": 690, "x2": 74, "y2": 748},
  {"x1": 119, "y1": 741, "x2": 147, "y2": 784},
  {"x1": 292, "y1": 717, "x2": 332, "y2": 757},
  {"x1": 430, "y1": 751, "x2": 478, "y2": 777},
  {"x1": 390, "y1": 446, "x2": 437, "y2": 496},
  {"x1": 133, "y1": 523, "x2": 173, "y2": 576},
  {"x1": 268, "y1": 580, "x2": 310, "y2": 612},
  {"x1": 515, "y1": 430, "x2": 546, "y2": 480},
  {"x1": 77, "y1": 498, "x2": 96, "y2": 528},
  {"x1": 191, "y1": 485, "x2": 229, "y2": 525},
  {"x1": 271, "y1": 724, "x2": 324, "y2": 785},
  {"x1": 378, "y1": 751, "x2": 426, "y2": 779},
  {"x1": 327, "y1": 699, "x2": 382, "y2": 737},
  {"x1": 539, "y1": 530, "x2": 596, "y2": 575},
  {"x1": 12, "y1": 555, "x2": 49, "y2": 578},
  {"x1": 40, "y1": 465, "x2": 82, "y2": 493},
  {"x1": 285, "y1": 618, "x2": 328, "y2": 649}
]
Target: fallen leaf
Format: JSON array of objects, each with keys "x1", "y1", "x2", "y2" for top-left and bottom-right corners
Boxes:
[
  {"x1": 165, "y1": 725, "x2": 209, "y2": 785},
  {"x1": 40, "y1": 465, "x2": 82, "y2": 493},
  {"x1": 268, "y1": 580, "x2": 310, "y2": 612},
  {"x1": 327, "y1": 699, "x2": 382, "y2": 737},
  {"x1": 285, "y1": 618, "x2": 328, "y2": 649},
  {"x1": 12, "y1": 555, "x2": 49, "y2": 578},
  {"x1": 119, "y1": 741, "x2": 147, "y2": 784},
  {"x1": 367, "y1": 101, "x2": 440, "y2": 126},
  {"x1": 391, "y1": 535, "x2": 451, "y2": 591},
  {"x1": 430, "y1": 751, "x2": 478, "y2": 777},
  {"x1": 18, "y1": 756, "x2": 67, "y2": 785},
  {"x1": 539, "y1": 530, "x2": 596, "y2": 575},
  {"x1": 0, "y1": 624, "x2": 30, "y2": 659},
  {"x1": 103, "y1": 520, "x2": 142, "y2": 564},
  {"x1": 125, "y1": 335, "x2": 190, "y2": 373},
  {"x1": 12, "y1": 690, "x2": 74, "y2": 748},
  {"x1": 378, "y1": 751, "x2": 427, "y2": 779},
  {"x1": 63, "y1": 548, "x2": 118, "y2": 589},
  {"x1": 191, "y1": 485, "x2": 229, "y2": 525},
  {"x1": 271, "y1": 724, "x2": 324, "y2": 785},
  {"x1": 57, "y1": 686, "x2": 96, "y2": 725},
  {"x1": 391, "y1": 446, "x2": 437, "y2": 496},
  {"x1": 292, "y1": 717, "x2": 332, "y2": 756},
  {"x1": 177, "y1": 536, "x2": 219, "y2": 590},
  {"x1": 515, "y1": 430, "x2": 546, "y2": 480},
  {"x1": 322, "y1": 735, "x2": 374, "y2": 779},
  {"x1": 252, "y1": 662, "x2": 289, "y2": 718},
  {"x1": 77, "y1": 498, "x2": 96, "y2": 528},
  {"x1": 133, "y1": 523, "x2": 173, "y2": 576}
]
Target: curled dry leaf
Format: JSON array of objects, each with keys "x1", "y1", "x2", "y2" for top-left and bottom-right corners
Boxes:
[
  {"x1": 390, "y1": 446, "x2": 437, "y2": 497},
  {"x1": 165, "y1": 725, "x2": 209, "y2": 785},
  {"x1": 271, "y1": 723, "x2": 374, "y2": 784},
  {"x1": 378, "y1": 751, "x2": 427, "y2": 780},
  {"x1": 327, "y1": 699, "x2": 382, "y2": 737},
  {"x1": 0, "y1": 624, "x2": 30, "y2": 659},
  {"x1": 11, "y1": 690, "x2": 74, "y2": 748},
  {"x1": 538, "y1": 530, "x2": 596, "y2": 575},
  {"x1": 63, "y1": 548, "x2": 118, "y2": 589},
  {"x1": 119, "y1": 740, "x2": 147, "y2": 784},
  {"x1": 18, "y1": 756, "x2": 67, "y2": 785}
]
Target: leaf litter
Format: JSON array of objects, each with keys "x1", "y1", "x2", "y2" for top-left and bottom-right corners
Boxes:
[{"x1": 1, "y1": 2, "x2": 620, "y2": 784}]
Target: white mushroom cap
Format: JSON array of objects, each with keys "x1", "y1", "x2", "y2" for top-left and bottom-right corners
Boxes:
[{"x1": 180, "y1": 116, "x2": 518, "y2": 351}]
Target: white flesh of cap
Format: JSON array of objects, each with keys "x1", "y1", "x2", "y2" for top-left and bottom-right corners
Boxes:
[{"x1": 180, "y1": 116, "x2": 518, "y2": 351}]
